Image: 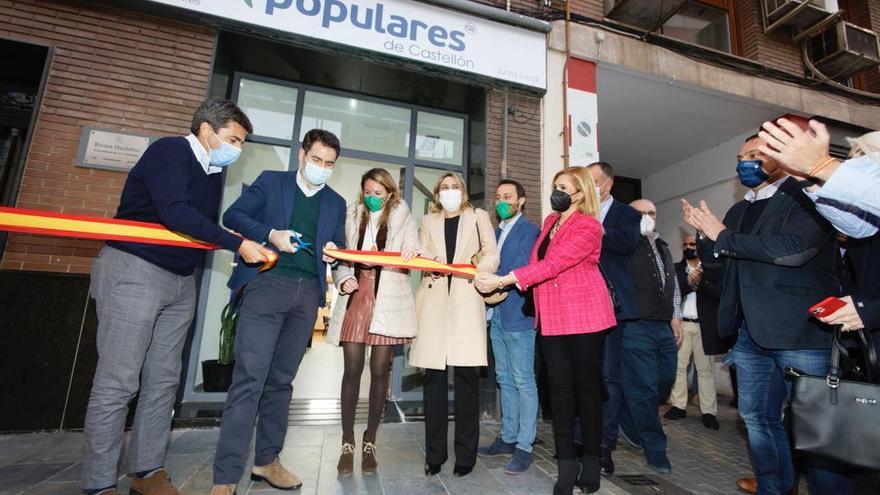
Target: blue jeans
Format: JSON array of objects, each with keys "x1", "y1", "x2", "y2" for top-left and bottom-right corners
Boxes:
[
  {"x1": 490, "y1": 319, "x2": 538, "y2": 453},
  {"x1": 732, "y1": 329, "x2": 853, "y2": 495},
  {"x1": 601, "y1": 323, "x2": 624, "y2": 450},
  {"x1": 619, "y1": 320, "x2": 677, "y2": 458}
]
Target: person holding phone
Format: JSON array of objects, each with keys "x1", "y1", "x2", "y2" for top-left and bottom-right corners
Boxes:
[
  {"x1": 476, "y1": 166, "x2": 615, "y2": 495},
  {"x1": 682, "y1": 133, "x2": 851, "y2": 495},
  {"x1": 410, "y1": 172, "x2": 499, "y2": 478},
  {"x1": 324, "y1": 168, "x2": 420, "y2": 477}
]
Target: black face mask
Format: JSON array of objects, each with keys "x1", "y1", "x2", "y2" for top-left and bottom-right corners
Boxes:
[
  {"x1": 550, "y1": 189, "x2": 572, "y2": 212},
  {"x1": 683, "y1": 248, "x2": 698, "y2": 260}
]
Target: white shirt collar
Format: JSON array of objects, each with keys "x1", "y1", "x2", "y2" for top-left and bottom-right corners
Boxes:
[
  {"x1": 499, "y1": 212, "x2": 522, "y2": 230},
  {"x1": 599, "y1": 195, "x2": 614, "y2": 222},
  {"x1": 744, "y1": 176, "x2": 788, "y2": 203},
  {"x1": 296, "y1": 169, "x2": 325, "y2": 198},
  {"x1": 185, "y1": 133, "x2": 222, "y2": 175}
]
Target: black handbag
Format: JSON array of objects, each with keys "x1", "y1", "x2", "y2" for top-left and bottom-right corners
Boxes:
[
  {"x1": 786, "y1": 327, "x2": 880, "y2": 472},
  {"x1": 598, "y1": 264, "x2": 622, "y2": 313}
]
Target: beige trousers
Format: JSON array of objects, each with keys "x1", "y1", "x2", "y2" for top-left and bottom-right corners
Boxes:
[{"x1": 670, "y1": 320, "x2": 717, "y2": 415}]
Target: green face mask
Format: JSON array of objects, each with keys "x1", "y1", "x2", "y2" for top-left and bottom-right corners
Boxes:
[
  {"x1": 495, "y1": 201, "x2": 516, "y2": 220},
  {"x1": 364, "y1": 195, "x2": 384, "y2": 212}
]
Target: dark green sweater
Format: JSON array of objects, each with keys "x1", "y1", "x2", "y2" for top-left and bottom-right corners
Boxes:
[{"x1": 274, "y1": 186, "x2": 322, "y2": 279}]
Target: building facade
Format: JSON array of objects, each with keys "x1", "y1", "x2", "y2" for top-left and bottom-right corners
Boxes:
[{"x1": 2, "y1": 0, "x2": 879, "y2": 431}]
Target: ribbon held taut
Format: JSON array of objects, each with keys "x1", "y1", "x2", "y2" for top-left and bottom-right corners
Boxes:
[
  {"x1": 0, "y1": 207, "x2": 476, "y2": 277},
  {"x1": 323, "y1": 248, "x2": 477, "y2": 278}
]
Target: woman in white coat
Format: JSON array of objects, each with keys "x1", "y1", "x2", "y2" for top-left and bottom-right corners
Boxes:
[
  {"x1": 409, "y1": 172, "x2": 499, "y2": 477},
  {"x1": 326, "y1": 168, "x2": 420, "y2": 477}
]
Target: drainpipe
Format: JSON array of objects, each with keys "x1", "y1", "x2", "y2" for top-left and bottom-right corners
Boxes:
[
  {"x1": 561, "y1": 0, "x2": 572, "y2": 168},
  {"x1": 501, "y1": 89, "x2": 509, "y2": 179}
]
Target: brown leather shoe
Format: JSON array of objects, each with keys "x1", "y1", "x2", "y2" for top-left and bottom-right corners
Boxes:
[
  {"x1": 251, "y1": 458, "x2": 302, "y2": 490},
  {"x1": 362, "y1": 437, "x2": 378, "y2": 475},
  {"x1": 130, "y1": 469, "x2": 179, "y2": 495},
  {"x1": 337, "y1": 441, "x2": 355, "y2": 478},
  {"x1": 736, "y1": 477, "x2": 757, "y2": 494},
  {"x1": 208, "y1": 484, "x2": 235, "y2": 495}
]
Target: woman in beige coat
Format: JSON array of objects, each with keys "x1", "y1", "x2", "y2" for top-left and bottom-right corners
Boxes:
[
  {"x1": 326, "y1": 168, "x2": 420, "y2": 478},
  {"x1": 409, "y1": 172, "x2": 499, "y2": 477}
]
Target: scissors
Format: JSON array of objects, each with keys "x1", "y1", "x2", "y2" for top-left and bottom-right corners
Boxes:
[{"x1": 290, "y1": 231, "x2": 314, "y2": 255}]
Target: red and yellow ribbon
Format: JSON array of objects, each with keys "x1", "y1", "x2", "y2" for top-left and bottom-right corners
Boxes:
[
  {"x1": 324, "y1": 248, "x2": 477, "y2": 278},
  {"x1": 0, "y1": 207, "x2": 475, "y2": 277},
  {"x1": 0, "y1": 207, "x2": 217, "y2": 249}
]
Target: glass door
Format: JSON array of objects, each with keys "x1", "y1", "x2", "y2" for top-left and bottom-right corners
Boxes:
[{"x1": 184, "y1": 73, "x2": 469, "y2": 404}]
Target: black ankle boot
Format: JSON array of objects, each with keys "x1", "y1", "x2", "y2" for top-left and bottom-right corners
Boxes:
[
  {"x1": 553, "y1": 458, "x2": 579, "y2": 495},
  {"x1": 577, "y1": 456, "x2": 601, "y2": 493}
]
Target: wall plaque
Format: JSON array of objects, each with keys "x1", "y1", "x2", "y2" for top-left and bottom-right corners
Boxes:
[{"x1": 75, "y1": 127, "x2": 154, "y2": 172}]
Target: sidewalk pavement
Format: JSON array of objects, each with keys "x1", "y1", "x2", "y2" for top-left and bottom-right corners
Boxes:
[{"x1": 0, "y1": 402, "x2": 786, "y2": 495}]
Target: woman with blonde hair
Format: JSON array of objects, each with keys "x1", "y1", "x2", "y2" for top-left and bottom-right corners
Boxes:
[
  {"x1": 326, "y1": 168, "x2": 420, "y2": 477},
  {"x1": 477, "y1": 166, "x2": 615, "y2": 494},
  {"x1": 410, "y1": 172, "x2": 499, "y2": 477}
]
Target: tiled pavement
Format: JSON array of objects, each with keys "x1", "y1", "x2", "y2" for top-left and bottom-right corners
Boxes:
[{"x1": 1, "y1": 401, "x2": 874, "y2": 495}]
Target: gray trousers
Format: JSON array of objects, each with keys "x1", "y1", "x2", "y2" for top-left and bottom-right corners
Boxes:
[
  {"x1": 83, "y1": 246, "x2": 196, "y2": 490},
  {"x1": 213, "y1": 273, "x2": 320, "y2": 485}
]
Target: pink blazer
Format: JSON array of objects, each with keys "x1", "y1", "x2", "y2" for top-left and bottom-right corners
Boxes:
[{"x1": 513, "y1": 211, "x2": 616, "y2": 337}]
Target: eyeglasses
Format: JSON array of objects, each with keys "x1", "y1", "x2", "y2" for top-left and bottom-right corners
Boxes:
[{"x1": 683, "y1": 242, "x2": 697, "y2": 247}]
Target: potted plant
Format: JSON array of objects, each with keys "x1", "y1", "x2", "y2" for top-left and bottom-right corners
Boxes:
[{"x1": 201, "y1": 295, "x2": 240, "y2": 392}]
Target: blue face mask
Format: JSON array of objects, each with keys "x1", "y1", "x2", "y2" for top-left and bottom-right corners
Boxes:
[
  {"x1": 303, "y1": 160, "x2": 333, "y2": 186},
  {"x1": 736, "y1": 159, "x2": 769, "y2": 188},
  {"x1": 208, "y1": 130, "x2": 242, "y2": 167}
]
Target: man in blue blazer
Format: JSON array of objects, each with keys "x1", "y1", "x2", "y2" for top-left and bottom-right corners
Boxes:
[
  {"x1": 477, "y1": 179, "x2": 540, "y2": 474},
  {"x1": 588, "y1": 162, "x2": 641, "y2": 476},
  {"x1": 211, "y1": 129, "x2": 347, "y2": 494}
]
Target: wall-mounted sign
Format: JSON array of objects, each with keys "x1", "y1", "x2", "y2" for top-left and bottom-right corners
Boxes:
[
  {"x1": 75, "y1": 127, "x2": 153, "y2": 172},
  {"x1": 567, "y1": 58, "x2": 599, "y2": 165},
  {"x1": 146, "y1": 0, "x2": 547, "y2": 91}
]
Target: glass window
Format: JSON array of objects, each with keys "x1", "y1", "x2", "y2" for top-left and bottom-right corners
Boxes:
[
  {"x1": 194, "y1": 143, "x2": 290, "y2": 388},
  {"x1": 300, "y1": 92, "x2": 412, "y2": 158},
  {"x1": 236, "y1": 79, "x2": 298, "y2": 140},
  {"x1": 415, "y1": 112, "x2": 465, "y2": 166},
  {"x1": 661, "y1": 1, "x2": 731, "y2": 53}
]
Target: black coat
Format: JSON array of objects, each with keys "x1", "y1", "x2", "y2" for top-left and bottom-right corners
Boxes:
[
  {"x1": 599, "y1": 199, "x2": 642, "y2": 322},
  {"x1": 675, "y1": 259, "x2": 733, "y2": 355},
  {"x1": 699, "y1": 178, "x2": 839, "y2": 350}
]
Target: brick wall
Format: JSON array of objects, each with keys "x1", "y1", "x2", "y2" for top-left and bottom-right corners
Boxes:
[
  {"x1": 485, "y1": 89, "x2": 544, "y2": 227},
  {"x1": 735, "y1": 0, "x2": 805, "y2": 75},
  {"x1": 0, "y1": 0, "x2": 215, "y2": 273}
]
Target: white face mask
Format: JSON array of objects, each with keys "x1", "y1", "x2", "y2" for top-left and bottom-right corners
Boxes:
[
  {"x1": 640, "y1": 215, "x2": 656, "y2": 236},
  {"x1": 439, "y1": 189, "x2": 463, "y2": 213}
]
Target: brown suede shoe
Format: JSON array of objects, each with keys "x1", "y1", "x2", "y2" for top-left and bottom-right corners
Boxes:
[
  {"x1": 208, "y1": 484, "x2": 235, "y2": 495},
  {"x1": 362, "y1": 438, "x2": 378, "y2": 475},
  {"x1": 251, "y1": 458, "x2": 302, "y2": 490},
  {"x1": 337, "y1": 441, "x2": 355, "y2": 478},
  {"x1": 130, "y1": 469, "x2": 178, "y2": 495},
  {"x1": 736, "y1": 478, "x2": 757, "y2": 494}
]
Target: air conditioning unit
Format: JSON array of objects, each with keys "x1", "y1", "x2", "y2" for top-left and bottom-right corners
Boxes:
[
  {"x1": 762, "y1": 0, "x2": 839, "y2": 34},
  {"x1": 807, "y1": 21, "x2": 880, "y2": 80},
  {"x1": 605, "y1": 0, "x2": 688, "y2": 32}
]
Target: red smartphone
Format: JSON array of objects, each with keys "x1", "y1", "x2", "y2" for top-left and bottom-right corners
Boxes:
[{"x1": 808, "y1": 297, "x2": 847, "y2": 318}]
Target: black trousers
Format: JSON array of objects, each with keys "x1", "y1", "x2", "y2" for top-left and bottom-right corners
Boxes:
[
  {"x1": 542, "y1": 330, "x2": 608, "y2": 460},
  {"x1": 423, "y1": 366, "x2": 480, "y2": 467}
]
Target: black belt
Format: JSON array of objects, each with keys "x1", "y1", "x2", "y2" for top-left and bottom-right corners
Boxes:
[{"x1": 682, "y1": 318, "x2": 699, "y2": 323}]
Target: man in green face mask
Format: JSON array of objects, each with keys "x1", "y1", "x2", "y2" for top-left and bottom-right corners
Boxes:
[{"x1": 477, "y1": 179, "x2": 541, "y2": 474}]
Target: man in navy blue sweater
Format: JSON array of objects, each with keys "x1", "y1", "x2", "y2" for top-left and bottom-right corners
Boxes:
[{"x1": 83, "y1": 98, "x2": 270, "y2": 495}]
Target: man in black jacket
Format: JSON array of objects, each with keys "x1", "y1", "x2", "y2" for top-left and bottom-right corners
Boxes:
[
  {"x1": 588, "y1": 162, "x2": 641, "y2": 476},
  {"x1": 683, "y1": 134, "x2": 852, "y2": 495},
  {"x1": 665, "y1": 234, "x2": 722, "y2": 430}
]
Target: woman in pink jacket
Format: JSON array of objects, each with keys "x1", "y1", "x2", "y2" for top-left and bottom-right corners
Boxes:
[{"x1": 476, "y1": 166, "x2": 615, "y2": 495}]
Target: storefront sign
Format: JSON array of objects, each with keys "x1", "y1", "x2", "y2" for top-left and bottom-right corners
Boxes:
[
  {"x1": 75, "y1": 128, "x2": 153, "y2": 172},
  {"x1": 567, "y1": 58, "x2": 599, "y2": 164},
  {"x1": 147, "y1": 0, "x2": 546, "y2": 90}
]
